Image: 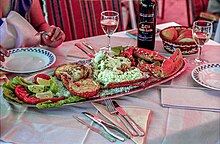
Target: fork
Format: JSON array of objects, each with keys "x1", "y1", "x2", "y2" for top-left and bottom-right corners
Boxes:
[{"x1": 104, "y1": 98, "x2": 138, "y2": 136}]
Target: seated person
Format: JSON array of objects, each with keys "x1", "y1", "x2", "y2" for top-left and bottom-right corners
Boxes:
[
  {"x1": 0, "y1": 0, "x2": 65, "y2": 62},
  {"x1": 0, "y1": 45, "x2": 9, "y2": 62}
]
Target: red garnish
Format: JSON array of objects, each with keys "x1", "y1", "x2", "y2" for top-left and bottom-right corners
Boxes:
[
  {"x1": 14, "y1": 85, "x2": 65, "y2": 104},
  {"x1": 34, "y1": 74, "x2": 51, "y2": 83}
]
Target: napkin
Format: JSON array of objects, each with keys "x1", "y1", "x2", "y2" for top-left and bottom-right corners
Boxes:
[
  {"x1": 161, "y1": 87, "x2": 220, "y2": 112},
  {"x1": 92, "y1": 102, "x2": 152, "y2": 144},
  {"x1": 0, "y1": 11, "x2": 40, "y2": 49}
]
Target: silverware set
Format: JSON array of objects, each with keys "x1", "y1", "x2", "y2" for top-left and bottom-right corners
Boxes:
[
  {"x1": 105, "y1": 99, "x2": 144, "y2": 137},
  {"x1": 74, "y1": 43, "x2": 95, "y2": 58},
  {"x1": 82, "y1": 41, "x2": 96, "y2": 53},
  {"x1": 73, "y1": 100, "x2": 145, "y2": 142},
  {"x1": 112, "y1": 100, "x2": 145, "y2": 136},
  {"x1": 73, "y1": 41, "x2": 96, "y2": 58}
]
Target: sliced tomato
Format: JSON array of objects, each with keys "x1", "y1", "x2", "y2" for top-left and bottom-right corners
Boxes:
[
  {"x1": 15, "y1": 85, "x2": 28, "y2": 100},
  {"x1": 34, "y1": 73, "x2": 51, "y2": 83},
  {"x1": 23, "y1": 95, "x2": 65, "y2": 104},
  {"x1": 14, "y1": 85, "x2": 65, "y2": 105},
  {"x1": 23, "y1": 95, "x2": 40, "y2": 104}
]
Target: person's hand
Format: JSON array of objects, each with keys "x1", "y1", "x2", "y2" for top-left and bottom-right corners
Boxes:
[
  {"x1": 0, "y1": 45, "x2": 10, "y2": 62},
  {"x1": 42, "y1": 25, "x2": 65, "y2": 48}
]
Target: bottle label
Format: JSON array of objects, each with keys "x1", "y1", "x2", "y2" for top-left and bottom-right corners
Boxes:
[{"x1": 138, "y1": 13, "x2": 154, "y2": 42}]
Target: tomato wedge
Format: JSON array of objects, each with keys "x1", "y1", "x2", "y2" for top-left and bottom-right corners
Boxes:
[
  {"x1": 23, "y1": 95, "x2": 41, "y2": 104},
  {"x1": 14, "y1": 85, "x2": 65, "y2": 105},
  {"x1": 34, "y1": 74, "x2": 51, "y2": 83},
  {"x1": 23, "y1": 95, "x2": 65, "y2": 104},
  {"x1": 15, "y1": 85, "x2": 29, "y2": 100}
]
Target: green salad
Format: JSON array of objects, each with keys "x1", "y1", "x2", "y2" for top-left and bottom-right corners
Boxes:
[
  {"x1": 2, "y1": 75, "x2": 85, "y2": 109},
  {"x1": 91, "y1": 51, "x2": 149, "y2": 87}
]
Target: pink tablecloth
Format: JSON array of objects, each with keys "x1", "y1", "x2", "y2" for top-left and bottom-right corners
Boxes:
[{"x1": 1, "y1": 22, "x2": 220, "y2": 144}]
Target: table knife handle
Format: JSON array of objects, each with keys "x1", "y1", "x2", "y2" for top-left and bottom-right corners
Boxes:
[
  {"x1": 73, "y1": 116, "x2": 116, "y2": 142},
  {"x1": 117, "y1": 113, "x2": 138, "y2": 136},
  {"x1": 124, "y1": 115, "x2": 145, "y2": 136},
  {"x1": 100, "y1": 122, "x2": 125, "y2": 142}
]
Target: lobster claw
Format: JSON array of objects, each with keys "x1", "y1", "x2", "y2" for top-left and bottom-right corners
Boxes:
[
  {"x1": 138, "y1": 49, "x2": 184, "y2": 78},
  {"x1": 118, "y1": 46, "x2": 184, "y2": 78},
  {"x1": 162, "y1": 48, "x2": 183, "y2": 77}
]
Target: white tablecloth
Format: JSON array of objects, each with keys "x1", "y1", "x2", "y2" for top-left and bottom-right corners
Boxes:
[{"x1": 1, "y1": 22, "x2": 220, "y2": 144}]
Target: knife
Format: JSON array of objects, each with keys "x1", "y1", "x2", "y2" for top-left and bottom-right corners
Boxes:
[
  {"x1": 75, "y1": 43, "x2": 95, "y2": 58},
  {"x1": 82, "y1": 112, "x2": 127, "y2": 141},
  {"x1": 112, "y1": 101, "x2": 145, "y2": 136},
  {"x1": 82, "y1": 41, "x2": 96, "y2": 54},
  {"x1": 73, "y1": 116, "x2": 116, "y2": 142}
]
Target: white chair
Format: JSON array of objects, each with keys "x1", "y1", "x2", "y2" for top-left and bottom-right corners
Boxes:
[
  {"x1": 214, "y1": 20, "x2": 220, "y2": 43},
  {"x1": 128, "y1": 0, "x2": 137, "y2": 29}
]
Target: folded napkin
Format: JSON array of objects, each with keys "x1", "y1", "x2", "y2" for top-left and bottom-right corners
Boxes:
[
  {"x1": 0, "y1": 11, "x2": 40, "y2": 49},
  {"x1": 161, "y1": 87, "x2": 220, "y2": 112},
  {"x1": 92, "y1": 102, "x2": 152, "y2": 144}
]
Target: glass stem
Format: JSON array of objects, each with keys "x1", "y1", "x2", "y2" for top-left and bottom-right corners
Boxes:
[
  {"x1": 196, "y1": 45, "x2": 202, "y2": 60},
  {"x1": 107, "y1": 34, "x2": 111, "y2": 51}
]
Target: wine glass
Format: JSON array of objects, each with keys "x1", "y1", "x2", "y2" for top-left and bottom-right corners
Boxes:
[
  {"x1": 100, "y1": 11, "x2": 119, "y2": 54},
  {"x1": 189, "y1": 20, "x2": 213, "y2": 66}
]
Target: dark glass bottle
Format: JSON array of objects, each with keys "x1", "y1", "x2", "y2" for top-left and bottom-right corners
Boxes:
[{"x1": 137, "y1": 0, "x2": 157, "y2": 50}]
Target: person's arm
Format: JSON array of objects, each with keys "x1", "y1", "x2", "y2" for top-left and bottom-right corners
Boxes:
[
  {"x1": 0, "y1": 45, "x2": 10, "y2": 62},
  {"x1": 0, "y1": 2, "x2": 3, "y2": 18},
  {"x1": 30, "y1": 0, "x2": 50, "y2": 32},
  {"x1": 30, "y1": 0, "x2": 65, "y2": 47}
]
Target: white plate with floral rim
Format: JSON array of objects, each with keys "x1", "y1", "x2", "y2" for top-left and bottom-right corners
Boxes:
[
  {"x1": 191, "y1": 63, "x2": 220, "y2": 90},
  {"x1": 0, "y1": 47, "x2": 56, "y2": 73}
]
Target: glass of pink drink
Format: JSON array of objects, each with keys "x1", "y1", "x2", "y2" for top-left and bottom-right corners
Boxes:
[
  {"x1": 189, "y1": 20, "x2": 213, "y2": 66},
  {"x1": 100, "y1": 11, "x2": 119, "y2": 54}
]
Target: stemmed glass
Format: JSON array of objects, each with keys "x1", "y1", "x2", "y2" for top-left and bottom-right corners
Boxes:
[
  {"x1": 189, "y1": 20, "x2": 213, "y2": 66},
  {"x1": 100, "y1": 11, "x2": 119, "y2": 54}
]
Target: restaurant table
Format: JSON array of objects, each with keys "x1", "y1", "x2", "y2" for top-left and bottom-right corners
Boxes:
[{"x1": 1, "y1": 22, "x2": 220, "y2": 144}]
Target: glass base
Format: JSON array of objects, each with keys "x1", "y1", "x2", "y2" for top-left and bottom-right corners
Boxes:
[
  {"x1": 100, "y1": 47, "x2": 114, "y2": 56},
  {"x1": 188, "y1": 57, "x2": 208, "y2": 68}
]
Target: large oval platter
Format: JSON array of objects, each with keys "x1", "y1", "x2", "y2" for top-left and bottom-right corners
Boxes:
[{"x1": 2, "y1": 58, "x2": 188, "y2": 108}]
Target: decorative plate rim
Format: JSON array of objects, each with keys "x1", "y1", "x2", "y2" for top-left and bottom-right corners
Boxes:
[
  {"x1": 0, "y1": 47, "x2": 56, "y2": 73},
  {"x1": 191, "y1": 63, "x2": 220, "y2": 90}
]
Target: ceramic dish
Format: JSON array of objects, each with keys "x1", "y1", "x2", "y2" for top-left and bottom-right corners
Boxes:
[
  {"x1": 3, "y1": 58, "x2": 188, "y2": 108},
  {"x1": 0, "y1": 47, "x2": 56, "y2": 73},
  {"x1": 192, "y1": 63, "x2": 220, "y2": 90}
]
